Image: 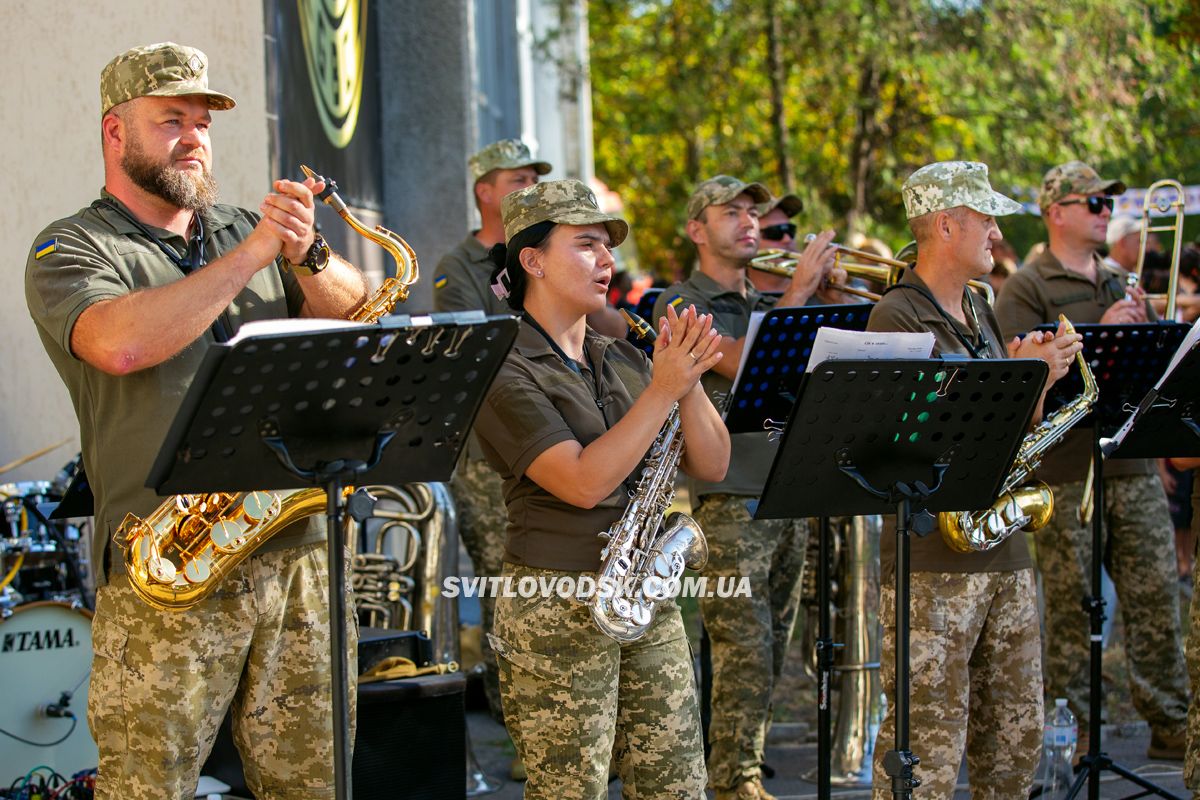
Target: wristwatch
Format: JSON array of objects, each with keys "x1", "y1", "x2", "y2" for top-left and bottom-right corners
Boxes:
[{"x1": 290, "y1": 233, "x2": 331, "y2": 277}]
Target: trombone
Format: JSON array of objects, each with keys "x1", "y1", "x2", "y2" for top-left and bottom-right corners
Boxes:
[
  {"x1": 749, "y1": 235, "x2": 996, "y2": 305},
  {"x1": 1129, "y1": 178, "x2": 1187, "y2": 321}
]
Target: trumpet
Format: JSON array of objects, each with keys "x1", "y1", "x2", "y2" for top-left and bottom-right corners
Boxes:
[
  {"x1": 749, "y1": 235, "x2": 996, "y2": 305},
  {"x1": 1129, "y1": 178, "x2": 1186, "y2": 320}
]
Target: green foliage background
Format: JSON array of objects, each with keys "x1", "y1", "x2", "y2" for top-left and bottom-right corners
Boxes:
[{"x1": 588, "y1": 0, "x2": 1200, "y2": 280}]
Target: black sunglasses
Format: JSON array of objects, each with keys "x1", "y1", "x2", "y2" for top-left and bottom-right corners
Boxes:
[
  {"x1": 760, "y1": 223, "x2": 798, "y2": 240},
  {"x1": 1057, "y1": 196, "x2": 1114, "y2": 215}
]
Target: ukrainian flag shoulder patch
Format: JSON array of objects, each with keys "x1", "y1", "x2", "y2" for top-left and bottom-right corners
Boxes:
[
  {"x1": 34, "y1": 238, "x2": 57, "y2": 260},
  {"x1": 434, "y1": 274, "x2": 448, "y2": 289},
  {"x1": 668, "y1": 294, "x2": 684, "y2": 308}
]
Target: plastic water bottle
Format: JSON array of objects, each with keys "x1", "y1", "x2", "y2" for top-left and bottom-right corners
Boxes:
[{"x1": 1040, "y1": 698, "x2": 1077, "y2": 796}]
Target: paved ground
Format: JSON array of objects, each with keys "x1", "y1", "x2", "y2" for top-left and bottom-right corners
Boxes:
[{"x1": 466, "y1": 707, "x2": 1190, "y2": 799}]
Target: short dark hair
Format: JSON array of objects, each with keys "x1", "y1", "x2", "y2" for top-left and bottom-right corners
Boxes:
[{"x1": 488, "y1": 220, "x2": 556, "y2": 311}]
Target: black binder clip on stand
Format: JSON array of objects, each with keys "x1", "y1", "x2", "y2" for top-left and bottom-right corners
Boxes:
[
  {"x1": 756, "y1": 358, "x2": 1046, "y2": 800},
  {"x1": 146, "y1": 313, "x2": 518, "y2": 800},
  {"x1": 1040, "y1": 322, "x2": 1192, "y2": 800}
]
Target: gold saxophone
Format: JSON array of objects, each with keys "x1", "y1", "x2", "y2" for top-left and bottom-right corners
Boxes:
[
  {"x1": 117, "y1": 166, "x2": 418, "y2": 612},
  {"x1": 939, "y1": 316, "x2": 1098, "y2": 552}
]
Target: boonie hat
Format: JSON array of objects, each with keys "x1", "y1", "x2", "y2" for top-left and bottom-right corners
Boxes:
[{"x1": 101, "y1": 42, "x2": 235, "y2": 116}]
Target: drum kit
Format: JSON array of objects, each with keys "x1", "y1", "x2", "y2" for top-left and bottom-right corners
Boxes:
[{"x1": 0, "y1": 444, "x2": 99, "y2": 788}]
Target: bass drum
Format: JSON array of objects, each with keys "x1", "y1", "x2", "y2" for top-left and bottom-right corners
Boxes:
[{"x1": 0, "y1": 602, "x2": 98, "y2": 785}]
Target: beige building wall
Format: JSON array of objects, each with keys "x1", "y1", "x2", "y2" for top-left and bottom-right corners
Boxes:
[{"x1": 1, "y1": 1, "x2": 269, "y2": 482}]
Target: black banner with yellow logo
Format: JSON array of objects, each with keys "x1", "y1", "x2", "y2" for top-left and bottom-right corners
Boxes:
[{"x1": 266, "y1": 0, "x2": 382, "y2": 211}]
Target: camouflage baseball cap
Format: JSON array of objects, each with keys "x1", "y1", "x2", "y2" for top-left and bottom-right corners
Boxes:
[
  {"x1": 1037, "y1": 161, "x2": 1126, "y2": 210},
  {"x1": 468, "y1": 139, "x2": 553, "y2": 183},
  {"x1": 686, "y1": 175, "x2": 771, "y2": 221},
  {"x1": 757, "y1": 192, "x2": 804, "y2": 218},
  {"x1": 501, "y1": 179, "x2": 628, "y2": 247},
  {"x1": 902, "y1": 161, "x2": 1023, "y2": 220},
  {"x1": 100, "y1": 42, "x2": 235, "y2": 116}
]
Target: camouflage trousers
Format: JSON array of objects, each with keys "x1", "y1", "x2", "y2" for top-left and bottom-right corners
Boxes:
[
  {"x1": 1037, "y1": 476, "x2": 1188, "y2": 734},
  {"x1": 693, "y1": 494, "x2": 809, "y2": 791},
  {"x1": 489, "y1": 563, "x2": 706, "y2": 799},
  {"x1": 451, "y1": 457, "x2": 508, "y2": 723},
  {"x1": 872, "y1": 569, "x2": 1043, "y2": 800},
  {"x1": 1183, "y1": 497, "x2": 1200, "y2": 795},
  {"x1": 88, "y1": 542, "x2": 358, "y2": 800}
]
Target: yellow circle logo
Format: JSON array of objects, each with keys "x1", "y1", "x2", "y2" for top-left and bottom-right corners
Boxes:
[{"x1": 298, "y1": 0, "x2": 367, "y2": 149}]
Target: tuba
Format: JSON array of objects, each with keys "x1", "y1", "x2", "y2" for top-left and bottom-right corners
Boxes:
[
  {"x1": 590, "y1": 310, "x2": 708, "y2": 643},
  {"x1": 116, "y1": 167, "x2": 419, "y2": 612},
  {"x1": 939, "y1": 316, "x2": 1098, "y2": 552}
]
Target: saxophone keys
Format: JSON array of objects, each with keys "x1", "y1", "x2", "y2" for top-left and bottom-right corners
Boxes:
[
  {"x1": 241, "y1": 491, "x2": 280, "y2": 522},
  {"x1": 182, "y1": 545, "x2": 214, "y2": 584},
  {"x1": 210, "y1": 520, "x2": 248, "y2": 552}
]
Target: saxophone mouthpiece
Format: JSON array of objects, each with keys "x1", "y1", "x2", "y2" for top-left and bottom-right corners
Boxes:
[{"x1": 299, "y1": 164, "x2": 338, "y2": 202}]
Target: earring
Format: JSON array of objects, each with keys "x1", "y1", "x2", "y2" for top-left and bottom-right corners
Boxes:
[{"x1": 535, "y1": 270, "x2": 544, "y2": 278}]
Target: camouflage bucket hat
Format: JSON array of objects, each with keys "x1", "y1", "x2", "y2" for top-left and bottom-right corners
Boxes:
[
  {"x1": 469, "y1": 139, "x2": 553, "y2": 182},
  {"x1": 501, "y1": 179, "x2": 628, "y2": 247},
  {"x1": 1037, "y1": 161, "x2": 1127, "y2": 211},
  {"x1": 757, "y1": 192, "x2": 804, "y2": 218},
  {"x1": 902, "y1": 161, "x2": 1023, "y2": 220},
  {"x1": 686, "y1": 175, "x2": 771, "y2": 220},
  {"x1": 100, "y1": 42, "x2": 236, "y2": 116}
]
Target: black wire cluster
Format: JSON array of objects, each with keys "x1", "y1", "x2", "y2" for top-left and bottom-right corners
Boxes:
[{"x1": 1, "y1": 767, "x2": 95, "y2": 799}]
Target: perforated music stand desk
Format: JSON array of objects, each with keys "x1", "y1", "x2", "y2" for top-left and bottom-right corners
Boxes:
[
  {"x1": 1102, "y1": 333, "x2": 1200, "y2": 460},
  {"x1": 1039, "y1": 322, "x2": 1193, "y2": 800},
  {"x1": 756, "y1": 358, "x2": 1047, "y2": 800},
  {"x1": 146, "y1": 311, "x2": 518, "y2": 800},
  {"x1": 724, "y1": 303, "x2": 872, "y2": 434}
]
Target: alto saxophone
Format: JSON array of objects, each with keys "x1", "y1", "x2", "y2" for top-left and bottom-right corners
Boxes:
[
  {"x1": 590, "y1": 311, "x2": 709, "y2": 643},
  {"x1": 939, "y1": 316, "x2": 1098, "y2": 552},
  {"x1": 117, "y1": 166, "x2": 418, "y2": 612}
]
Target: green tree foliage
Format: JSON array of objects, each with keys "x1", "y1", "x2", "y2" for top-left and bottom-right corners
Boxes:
[{"x1": 589, "y1": 0, "x2": 1200, "y2": 277}]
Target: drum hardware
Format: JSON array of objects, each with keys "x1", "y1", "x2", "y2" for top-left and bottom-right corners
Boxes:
[{"x1": 0, "y1": 602, "x2": 98, "y2": 784}]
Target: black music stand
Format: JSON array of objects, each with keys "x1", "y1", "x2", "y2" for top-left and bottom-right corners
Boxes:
[
  {"x1": 1038, "y1": 322, "x2": 1192, "y2": 800},
  {"x1": 756, "y1": 358, "x2": 1047, "y2": 800},
  {"x1": 724, "y1": 303, "x2": 872, "y2": 434},
  {"x1": 146, "y1": 312, "x2": 518, "y2": 800}
]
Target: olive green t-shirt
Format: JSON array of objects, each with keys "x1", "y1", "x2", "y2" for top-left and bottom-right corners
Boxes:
[
  {"x1": 868, "y1": 266, "x2": 1032, "y2": 575},
  {"x1": 24, "y1": 191, "x2": 322, "y2": 586},
  {"x1": 994, "y1": 249, "x2": 1156, "y2": 483},
  {"x1": 652, "y1": 270, "x2": 778, "y2": 499},
  {"x1": 472, "y1": 319, "x2": 653, "y2": 571}
]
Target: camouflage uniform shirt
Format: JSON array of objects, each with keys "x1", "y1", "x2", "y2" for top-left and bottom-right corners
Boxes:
[{"x1": 25, "y1": 190, "x2": 322, "y2": 586}]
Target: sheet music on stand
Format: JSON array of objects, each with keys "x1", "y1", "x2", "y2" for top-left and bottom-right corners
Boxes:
[
  {"x1": 1103, "y1": 322, "x2": 1200, "y2": 458},
  {"x1": 1035, "y1": 321, "x2": 1190, "y2": 439},
  {"x1": 723, "y1": 303, "x2": 877, "y2": 434}
]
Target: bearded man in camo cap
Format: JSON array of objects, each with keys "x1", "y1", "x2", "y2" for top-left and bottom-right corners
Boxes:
[{"x1": 25, "y1": 42, "x2": 370, "y2": 799}]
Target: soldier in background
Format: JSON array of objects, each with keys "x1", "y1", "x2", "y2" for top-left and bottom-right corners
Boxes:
[
  {"x1": 653, "y1": 175, "x2": 837, "y2": 800},
  {"x1": 995, "y1": 161, "x2": 1190, "y2": 761},
  {"x1": 748, "y1": 192, "x2": 803, "y2": 295},
  {"x1": 433, "y1": 139, "x2": 551, "y2": 729}
]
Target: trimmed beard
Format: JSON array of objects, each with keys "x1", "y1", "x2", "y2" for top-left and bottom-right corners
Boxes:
[{"x1": 121, "y1": 134, "x2": 218, "y2": 212}]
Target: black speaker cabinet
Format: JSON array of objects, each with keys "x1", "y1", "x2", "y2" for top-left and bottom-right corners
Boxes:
[{"x1": 201, "y1": 671, "x2": 467, "y2": 799}]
